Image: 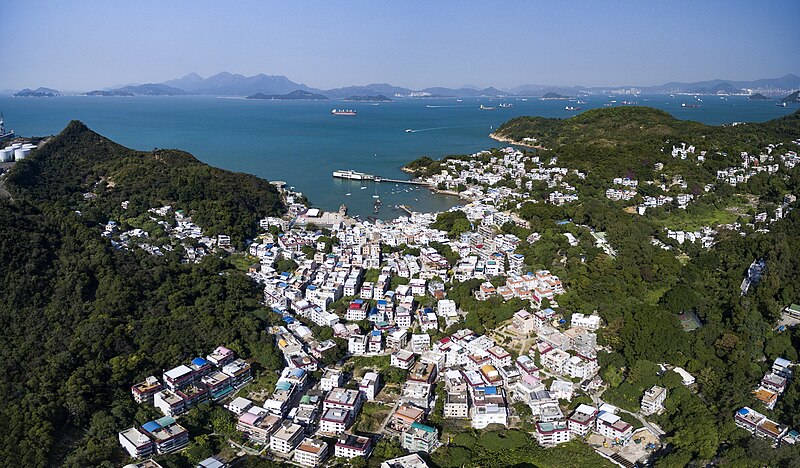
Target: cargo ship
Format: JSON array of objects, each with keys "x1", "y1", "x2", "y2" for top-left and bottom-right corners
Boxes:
[
  {"x1": 0, "y1": 112, "x2": 14, "y2": 141},
  {"x1": 331, "y1": 109, "x2": 357, "y2": 116},
  {"x1": 565, "y1": 106, "x2": 581, "y2": 111}
]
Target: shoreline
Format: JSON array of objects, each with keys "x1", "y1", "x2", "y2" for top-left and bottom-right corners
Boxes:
[{"x1": 489, "y1": 132, "x2": 547, "y2": 150}]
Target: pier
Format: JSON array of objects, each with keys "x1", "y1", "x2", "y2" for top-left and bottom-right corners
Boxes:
[
  {"x1": 398, "y1": 205, "x2": 414, "y2": 216},
  {"x1": 333, "y1": 169, "x2": 429, "y2": 186}
]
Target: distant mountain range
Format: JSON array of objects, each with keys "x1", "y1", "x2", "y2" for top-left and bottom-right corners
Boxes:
[{"x1": 10, "y1": 72, "x2": 800, "y2": 98}]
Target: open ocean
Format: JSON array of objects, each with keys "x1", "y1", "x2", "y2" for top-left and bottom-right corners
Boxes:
[{"x1": 0, "y1": 94, "x2": 795, "y2": 218}]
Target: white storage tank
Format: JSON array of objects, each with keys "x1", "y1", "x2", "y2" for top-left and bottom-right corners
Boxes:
[
  {"x1": 22, "y1": 143, "x2": 37, "y2": 149},
  {"x1": 14, "y1": 148, "x2": 30, "y2": 160},
  {"x1": 0, "y1": 149, "x2": 11, "y2": 162},
  {"x1": 11, "y1": 143, "x2": 22, "y2": 149}
]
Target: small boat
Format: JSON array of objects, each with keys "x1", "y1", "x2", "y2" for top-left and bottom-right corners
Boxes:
[
  {"x1": 565, "y1": 106, "x2": 581, "y2": 111},
  {"x1": 576, "y1": 100, "x2": 587, "y2": 104},
  {"x1": 777, "y1": 102, "x2": 787, "y2": 107},
  {"x1": 499, "y1": 103, "x2": 513, "y2": 108},
  {"x1": 345, "y1": 193, "x2": 351, "y2": 196},
  {"x1": 456, "y1": 99, "x2": 462, "y2": 102},
  {"x1": 405, "y1": 129, "x2": 413, "y2": 133},
  {"x1": 681, "y1": 103, "x2": 700, "y2": 108},
  {"x1": 360, "y1": 186, "x2": 367, "y2": 190}
]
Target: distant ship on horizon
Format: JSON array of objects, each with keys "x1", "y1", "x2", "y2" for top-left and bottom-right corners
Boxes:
[{"x1": 331, "y1": 109, "x2": 357, "y2": 116}]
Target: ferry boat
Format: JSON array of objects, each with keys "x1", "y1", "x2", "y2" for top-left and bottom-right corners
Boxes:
[
  {"x1": 331, "y1": 109, "x2": 357, "y2": 116},
  {"x1": 565, "y1": 106, "x2": 581, "y2": 111},
  {"x1": 0, "y1": 112, "x2": 14, "y2": 141},
  {"x1": 480, "y1": 104, "x2": 495, "y2": 110},
  {"x1": 333, "y1": 169, "x2": 371, "y2": 180}
]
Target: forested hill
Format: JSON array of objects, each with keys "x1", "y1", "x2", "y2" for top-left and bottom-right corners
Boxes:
[
  {"x1": 0, "y1": 123, "x2": 288, "y2": 466},
  {"x1": 6, "y1": 120, "x2": 285, "y2": 243},
  {"x1": 493, "y1": 107, "x2": 800, "y2": 182},
  {"x1": 496, "y1": 106, "x2": 800, "y2": 150}
]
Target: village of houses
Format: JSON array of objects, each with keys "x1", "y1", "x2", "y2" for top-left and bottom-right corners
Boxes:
[{"x1": 112, "y1": 140, "x2": 799, "y2": 468}]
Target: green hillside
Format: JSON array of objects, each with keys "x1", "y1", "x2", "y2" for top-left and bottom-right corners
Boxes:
[
  {"x1": 6, "y1": 121, "x2": 284, "y2": 244},
  {"x1": 0, "y1": 123, "x2": 288, "y2": 466}
]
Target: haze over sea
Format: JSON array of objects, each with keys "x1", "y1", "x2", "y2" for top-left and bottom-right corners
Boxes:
[{"x1": 0, "y1": 94, "x2": 795, "y2": 218}]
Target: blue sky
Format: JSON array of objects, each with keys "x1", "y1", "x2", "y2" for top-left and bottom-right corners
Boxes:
[{"x1": 2, "y1": 0, "x2": 798, "y2": 91}]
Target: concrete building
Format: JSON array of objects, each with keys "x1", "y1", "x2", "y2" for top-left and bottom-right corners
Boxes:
[
  {"x1": 391, "y1": 349, "x2": 416, "y2": 369},
  {"x1": 512, "y1": 310, "x2": 536, "y2": 335},
  {"x1": 535, "y1": 421, "x2": 572, "y2": 447},
  {"x1": 270, "y1": 422, "x2": 304, "y2": 455},
  {"x1": 401, "y1": 422, "x2": 438, "y2": 453},
  {"x1": 641, "y1": 386, "x2": 667, "y2": 415},
  {"x1": 360, "y1": 371, "x2": 380, "y2": 401},
  {"x1": 131, "y1": 376, "x2": 163, "y2": 404},
  {"x1": 380, "y1": 454, "x2": 430, "y2": 468},
  {"x1": 119, "y1": 427, "x2": 154, "y2": 458},
  {"x1": 570, "y1": 313, "x2": 601, "y2": 332},
  {"x1": 568, "y1": 404, "x2": 597, "y2": 437},
  {"x1": 139, "y1": 417, "x2": 189, "y2": 455},
  {"x1": 293, "y1": 438, "x2": 329, "y2": 467},
  {"x1": 335, "y1": 434, "x2": 373, "y2": 459},
  {"x1": 236, "y1": 412, "x2": 281, "y2": 444},
  {"x1": 319, "y1": 407, "x2": 352, "y2": 435}
]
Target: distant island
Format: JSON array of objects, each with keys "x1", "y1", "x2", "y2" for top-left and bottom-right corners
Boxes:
[
  {"x1": 14, "y1": 87, "x2": 60, "y2": 97},
  {"x1": 111, "y1": 83, "x2": 190, "y2": 96},
  {"x1": 539, "y1": 92, "x2": 569, "y2": 100},
  {"x1": 747, "y1": 93, "x2": 771, "y2": 100},
  {"x1": 782, "y1": 91, "x2": 800, "y2": 103},
  {"x1": 342, "y1": 94, "x2": 392, "y2": 102},
  {"x1": 85, "y1": 90, "x2": 134, "y2": 97},
  {"x1": 246, "y1": 90, "x2": 328, "y2": 100}
]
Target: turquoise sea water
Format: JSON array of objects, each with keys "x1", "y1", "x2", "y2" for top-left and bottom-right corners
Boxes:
[{"x1": 0, "y1": 94, "x2": 795, "y2": 218}]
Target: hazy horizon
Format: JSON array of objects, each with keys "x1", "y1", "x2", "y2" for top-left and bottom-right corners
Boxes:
[{"x1": 3, "y1": 0, "x2": 799, "y2": 91}]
